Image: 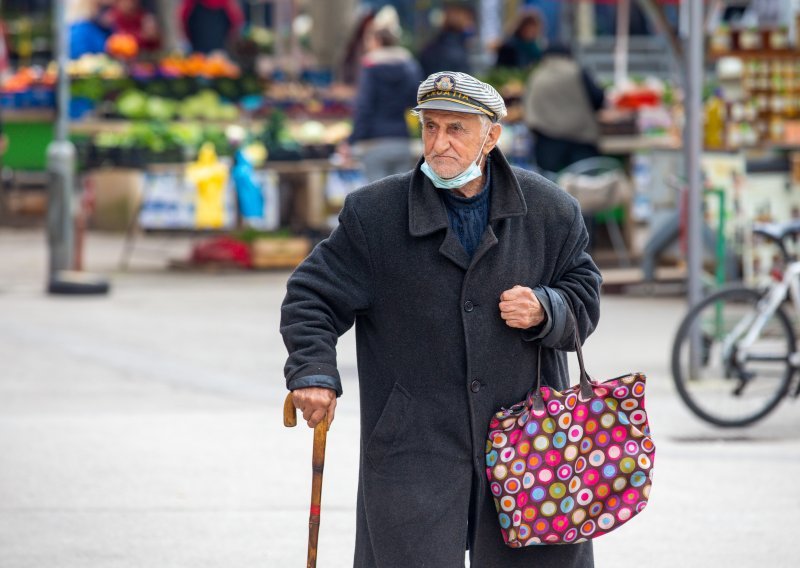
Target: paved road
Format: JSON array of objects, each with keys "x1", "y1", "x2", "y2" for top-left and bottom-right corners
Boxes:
[{"x1": 0, "y1": 229, "x2": 798, "y2": 567}]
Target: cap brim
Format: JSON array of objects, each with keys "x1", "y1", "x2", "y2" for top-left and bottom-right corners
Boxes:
[{"x1": 413, "y1": 100, "x2": 489, "y2": 116}]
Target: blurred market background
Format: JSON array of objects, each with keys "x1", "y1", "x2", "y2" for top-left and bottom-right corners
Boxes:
[
  {"x1": 2, "y1": 0, "x2": 800, "y2": 282},
  {"x1": 1, "y1": 1, "x2": 800, "y2": 567}
]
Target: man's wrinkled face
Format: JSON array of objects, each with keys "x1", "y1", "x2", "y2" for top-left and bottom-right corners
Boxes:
[{"x1": 421, "y1": 110, "x2": 491, "y2": 180}]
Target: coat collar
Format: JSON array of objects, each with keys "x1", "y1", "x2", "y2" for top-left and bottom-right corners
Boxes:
[{"x1": 408, "y1": 147, "x2": 528, "y2": 238}]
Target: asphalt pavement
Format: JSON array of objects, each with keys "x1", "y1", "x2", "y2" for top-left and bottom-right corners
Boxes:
[{"x1": 0, "y1": 228, "x2": 798, "y2": 568}]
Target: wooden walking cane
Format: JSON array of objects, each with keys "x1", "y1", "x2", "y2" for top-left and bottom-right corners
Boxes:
[{"x1": 284, "y1": 393, "x2": 329, "y2": 568}]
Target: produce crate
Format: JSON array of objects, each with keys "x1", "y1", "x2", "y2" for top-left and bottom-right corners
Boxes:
[{"x1": 2, "y1": 115, "x2": 54, "y2": 171}]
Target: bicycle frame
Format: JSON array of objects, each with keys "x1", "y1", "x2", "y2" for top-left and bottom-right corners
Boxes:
[{"x1": 725, "y1": 261, "x2": 800, "y2": 369}]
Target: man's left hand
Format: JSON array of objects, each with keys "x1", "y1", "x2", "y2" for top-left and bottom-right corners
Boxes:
[{"x1": 499, "y1": 285, "x2": 545, "y2": 329}]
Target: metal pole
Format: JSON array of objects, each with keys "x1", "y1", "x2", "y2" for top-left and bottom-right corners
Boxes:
[
  {"x1": 46, "y1": 0, "x2": 75, "y2": 279},
  {"x1": 684, "y1": 0, "x2": 705, "y2": 378},
  {"x1": 54, "y1": 2, "x2": 68, "y2": 144},
  {"x1": 44, "y1": 1, "x2": 108, "y2": 295},
  {"x1": 615, "y1": 0, "x2": 631, "y2": 88},
  {"x1": 686, "y1": 0, "x2": 704, "y2": 309}
]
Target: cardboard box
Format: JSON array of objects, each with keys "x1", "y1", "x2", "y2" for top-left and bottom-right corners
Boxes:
[{"x1": 251, "y1": 237, "x2": 311, "y2": 269}]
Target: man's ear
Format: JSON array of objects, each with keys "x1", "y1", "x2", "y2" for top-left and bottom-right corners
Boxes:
[{"x1": 484, "y1": 123, "x2": 503, "y2": 155}]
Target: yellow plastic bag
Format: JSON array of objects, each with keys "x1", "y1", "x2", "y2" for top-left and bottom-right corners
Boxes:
[{"x1": 186, "y1": 143, "x2": 229, "y2": 228}]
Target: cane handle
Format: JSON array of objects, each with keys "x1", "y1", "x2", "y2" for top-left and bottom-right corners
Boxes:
[
  {"x1": 283, "y1": 393, "x2": 298, "y2": 428},
  {"x1": 284, "y1": 392, "x2": 333, "y2": 431}
]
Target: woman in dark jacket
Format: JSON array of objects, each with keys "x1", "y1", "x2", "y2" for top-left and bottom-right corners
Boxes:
[
  {"x1": 343, "y1": 21, "x2": 422, "y2": 182},
  {"x1": 179, "y1": 0, "x2": 243, "y2": 53},
  {"x1": 496, "y1": 10, "x2": 544, "y2": 69}
]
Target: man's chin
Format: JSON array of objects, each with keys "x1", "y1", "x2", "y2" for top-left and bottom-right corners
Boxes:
[{"x1": 428, "y1": 163, "x2": 459, "y2": 180}]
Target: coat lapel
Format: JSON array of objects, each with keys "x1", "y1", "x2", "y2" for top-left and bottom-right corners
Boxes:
[
  {"x1": 408, "y1": 159, "x2": 449, "y2": 238},
  {"x1": 469, "y1": 224, "x2": 499, "y2": 269},
  {"x1": 408, "y1": 149, "x2": 528, "y2": 271},
  {"x1": 439, "y1": 228, "x2": 471, "y2": 270}
]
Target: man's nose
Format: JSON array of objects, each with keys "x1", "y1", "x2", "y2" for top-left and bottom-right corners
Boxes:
[{"x1": 431, "y1": 130, "x2": 451, "y2": 154}]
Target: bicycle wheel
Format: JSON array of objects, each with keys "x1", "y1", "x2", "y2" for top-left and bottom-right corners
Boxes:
[{"x1": 671, "y1": 286, "x2": 796, "y2": 427}]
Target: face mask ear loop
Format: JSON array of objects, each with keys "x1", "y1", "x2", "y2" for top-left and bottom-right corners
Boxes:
[{"x1": 475, "y1": 126, "x2": 492, "y2": 169}]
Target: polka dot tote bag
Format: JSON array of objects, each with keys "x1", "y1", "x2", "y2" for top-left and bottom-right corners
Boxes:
[{"x1": 485, "y1": 327, "x2": 654, "y2": 547}]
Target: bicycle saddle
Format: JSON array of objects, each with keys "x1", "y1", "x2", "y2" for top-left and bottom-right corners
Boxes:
[{"x1": 752, "y1": 219, "x2": 800, "y2": 244}]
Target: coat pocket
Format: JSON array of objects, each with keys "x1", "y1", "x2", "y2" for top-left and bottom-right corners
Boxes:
[{"x1": 366, "y1": 382, "x2": 412, "y2": 471}]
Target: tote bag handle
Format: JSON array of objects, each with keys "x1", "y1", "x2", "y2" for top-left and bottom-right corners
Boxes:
[{"x1": 532, "y1": 306, "x2": 593, "y2": 411}]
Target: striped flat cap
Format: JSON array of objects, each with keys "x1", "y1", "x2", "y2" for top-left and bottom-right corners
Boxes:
[{"x1": 414, "y1": 71, "x2": 507, "y2": 122}]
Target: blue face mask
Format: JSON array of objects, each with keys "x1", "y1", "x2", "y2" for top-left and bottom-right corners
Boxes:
[{"x1": 421, "y1": 129, "x2": 491, "y2": 190}]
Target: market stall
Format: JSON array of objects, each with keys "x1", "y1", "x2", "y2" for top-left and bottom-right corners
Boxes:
[
  {"x1": 2, "y1": 1, "x2": 799, "y2": 277},
  {"x1": 1, "y1": 16, "x2": 360, "y2": 268},
  {"x1": 699, "y1": 12, "x2": 800, "y2": 286},
  {"x1": 0, "y1": 0, "x2": 355, "y2": 226}
]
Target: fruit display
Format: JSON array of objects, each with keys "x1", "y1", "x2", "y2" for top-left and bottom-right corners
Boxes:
[
  {"x1": 112, "y1": 88, "x2": 240, "y2": 122},
  {"x1": 176, "y1": 90, "x2": 240, "y2": 121},
  {"x1": 262, "y1": 80, "x2": 354, "y2": 120},
  {"x1": 160, "y1": 53, "x2": 240, "y2": 79},
  {"x1": 68, "y1": 54, "x2": 126, "y2": 79},
  {"x1": 106, "y1": 33, "x2": 139, "y2": 60},
  {"x1": 3, "y1": 38, "x2": 356, "y2": 167},
  {"x1": 290, "y1": 119, "x2": 351, "y2": 146},
  {"x1": 0, "y1": 66, "x2": 57, "y2": 110},
  {"x1": 81, "y1": 121, "x2": 232, "y2": 168}
]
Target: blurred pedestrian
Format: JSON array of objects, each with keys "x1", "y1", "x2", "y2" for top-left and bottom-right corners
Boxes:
[
  {"x1": 339, "y1": 8, "x2": 376, "y2": 86},
  {"x1": 341, "y1": 7, "x2": 422, "y2": 182},
  {"x1": 495, "y1": 9, "x2": 544, "y2": 69},
  {"x1": 68, "y1": 0, "x2": 115, "y2": 59},
  {"x1": 418, "y1": 3, "x2": 476, "y2": 77},
  {"x1": 179, "y1": 0, "x2": 244, "y2": 53},
  {"x1": 110, "y1": 0, "x2": 161, "y2": 52},
  {"x1": 523, "y1": 44, "x2": 605, "y2": 175},
  {"x1": 281, "y1": 70, "x2": 600, "y2": 567}
]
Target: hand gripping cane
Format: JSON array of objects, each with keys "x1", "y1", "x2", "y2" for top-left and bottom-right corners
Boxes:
[{"x1": 283, "y1": 393, "x2": 329, "y2": 568}]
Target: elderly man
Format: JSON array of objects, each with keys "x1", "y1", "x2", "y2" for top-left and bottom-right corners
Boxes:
[{"x1": 281, "y1": 71, "x2": 601, "y2": 567}]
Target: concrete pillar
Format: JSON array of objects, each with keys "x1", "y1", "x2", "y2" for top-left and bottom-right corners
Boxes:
[{"x1": 309, "y1": 0, "x2": 357, "y2": 69}]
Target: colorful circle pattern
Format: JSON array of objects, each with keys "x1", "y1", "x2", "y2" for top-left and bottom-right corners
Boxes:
[{"x1": 487, "y1": 373, "x2": 654, "y2": 548}]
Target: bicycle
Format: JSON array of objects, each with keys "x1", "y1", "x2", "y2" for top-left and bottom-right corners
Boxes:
[{"x1": 671, "y1": 218, "x2": 800, "y2": 427}]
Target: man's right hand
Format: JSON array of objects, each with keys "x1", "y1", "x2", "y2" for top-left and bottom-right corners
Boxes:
[{"x1": 292, "y1": 387, "x2": 337, "y2": 429}]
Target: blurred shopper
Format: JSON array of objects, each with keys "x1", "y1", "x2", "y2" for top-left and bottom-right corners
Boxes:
[
  {"x1": 418, "y1": 2, "x2": 476, "y2": 76},
  {"x1": 523, "y1": 45, "x2": 605, "y2": 175},
  {"x1": 495, "y1": 9, "x2": 544, "y2": 69},
  {"x1": 179, "y1": 0, "x2": 244, "y2": 53},
  {"x1": 281, "y1": 70, "x2": 600, "y2": 567},
  {"x1": 342, "y1": 7, "x2": 422, "y2": 183},
  {"x1": 110, "y1": 0, "x2": 161, "y2": 52},
  {"x1": 339, "y1": 8, "x2": 376, "y2": 86},
  {"x1": 68, "y1": 0, "x2": 115, "y2": 59}
]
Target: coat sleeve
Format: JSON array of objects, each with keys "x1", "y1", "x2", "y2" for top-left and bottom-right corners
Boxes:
[
  {"x1": 280, "y1": 196, "x2": 374, "y2": 396},
  {"x1": 523, "y1": 202, "x2": 602, "y2": 350}
]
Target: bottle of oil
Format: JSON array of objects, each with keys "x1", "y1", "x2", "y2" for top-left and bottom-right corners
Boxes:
[{"x1": 704, "y1": 90, "x2": 727, "y2": 150}]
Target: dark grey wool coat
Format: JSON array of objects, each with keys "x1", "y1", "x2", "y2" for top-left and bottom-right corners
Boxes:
[{"x1": 281, "y1": 148, "x2": 602, "y2": 567}]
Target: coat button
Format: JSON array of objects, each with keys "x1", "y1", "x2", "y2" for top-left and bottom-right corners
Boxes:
[
  {"x1": 464, "y1": 300, "x2": 474, "y2": 312},
  {"x1": 470, "y1": 380, "x2": 481, "y2": 393}
]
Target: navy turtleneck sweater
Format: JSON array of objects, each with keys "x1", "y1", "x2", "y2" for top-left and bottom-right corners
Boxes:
[{"x1": 439, "y1": 159, "x2": 492, "y2": 258}]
